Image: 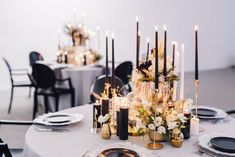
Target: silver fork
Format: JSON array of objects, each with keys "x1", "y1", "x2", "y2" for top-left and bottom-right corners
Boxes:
[{"x1": 35, "y1": 127, "x2": 69, "y2": 132}]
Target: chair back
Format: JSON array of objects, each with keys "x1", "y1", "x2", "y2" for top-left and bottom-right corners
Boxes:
[
  {"x1": 29, "y1": 51, "x2": 44, "y2": 66},
  {"x1": 0, "y1": 138, "x2": 12, "y2": 157},
  {"x1": 32, "y1": 63, "x2": 56, "y2": 89},
  {"x1": 115, "y1": 61, "x2": 133, "y2": 84},
  {"x1": 2, "y1": 57, "x2": 13, "y2": 83},
  {"x1": 90, "y1": 75, "x2": 128, "y2": 103}
]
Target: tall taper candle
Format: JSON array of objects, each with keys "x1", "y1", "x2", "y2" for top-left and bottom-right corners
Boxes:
[
  {"x1": 195, "y1": 26, "x2": 199, "y2": 80},
  {"x1": 180, "y1": 44, "x2": 185, "y2": 100},
  {"x1": 105, "y1": 31, "x2": 109, "y2": 83},
  {"x1": 163, "y1": 25, "x2": 167, "y2": 78},
  {"x1": 146, "y1": 38, "x2": 150, "y2": 61},
  {"x1": 172, "y1": 42, "x2": 176, "y2": 68},
  {"x1": 111, "y1": 32, "x2": 115, "y2": 89},
  {"x1": 136, "y1": 17, "x2": 139, "y2": 68},
  {"x1": 155, "y1": 26, "x2": 159, "y2": 89}
]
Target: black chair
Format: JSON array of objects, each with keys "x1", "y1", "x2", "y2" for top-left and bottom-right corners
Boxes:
[
  {"x1": 29, "y1": 51, "x2": 44, "y2": 66},
  {"x1": 115, "y1": 61, "x2": 133, "y2": 85},
  {"x1": 0, "y1": 138, "x2": 12, "y2": 157},
  {"x1": 226, "y1": 110, "x2": 235, "y2": 115},
  {"x1": 31, "y1": 63, "x2": 75, "y2": 119},
  {"x1": 90, "y1": 75, "x2": 129, "y2": 103},
  {"x1": 2, "y1": 57, "x2": 33, "y2": 113}
]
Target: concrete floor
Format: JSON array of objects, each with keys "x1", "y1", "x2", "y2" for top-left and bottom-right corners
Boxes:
[{"x1": 0, "y1": 68, "x2": 235, "y2": 156}]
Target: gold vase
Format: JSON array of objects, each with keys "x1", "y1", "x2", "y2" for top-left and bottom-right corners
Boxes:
[
  {"x1": 148, "y1": 131, "x2": 167, "y2": 142},
  {"x1": 101, "y1": 123, "x2": 111, "y2": 139},
  {"x1": 171, "y1": 128, "x2": 183, "y2": 147}
]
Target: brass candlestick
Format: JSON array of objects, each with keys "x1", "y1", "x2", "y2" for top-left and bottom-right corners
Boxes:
[
  {"x1": 145, "y1": 89, "x2": 163, "y2": 150},
  {"x1": 110, "y1": 88, "x2": 117, "y2": 134},
  {"x1": 194, "y1": 80, "x2": 199, "y2": 116}
]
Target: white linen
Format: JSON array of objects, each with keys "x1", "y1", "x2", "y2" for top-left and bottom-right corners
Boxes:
[
  {"x1": 24, "y1": 105, "x2": 235, "y2": 157},
  {"x1": 59, "y1": 66, "x2": 103, "y2": 107}
]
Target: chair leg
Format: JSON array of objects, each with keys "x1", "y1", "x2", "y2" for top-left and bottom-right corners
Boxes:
[
  {"x1": 33, "y1": 92, "x2": 38, "y2": 119},
  {"x1": 44, "y1": 96, "x2": 49, "y2": 113},
  {"x1": 71, "y1": 90, "x2": 75, "y2": 107},
  {"x1": 55, "y1": 95, "x2": 59, "y2": 111},
  {"x1": 28, "y1": 87, "x2": 32, "y2": 97},
  {"x1": 8, "y1": 87, "x2": 14, "y2": 113}
]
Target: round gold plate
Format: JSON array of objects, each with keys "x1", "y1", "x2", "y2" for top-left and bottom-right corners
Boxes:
[{"x1": 145, "y1": 142, "x2": 163, "y2": 150}]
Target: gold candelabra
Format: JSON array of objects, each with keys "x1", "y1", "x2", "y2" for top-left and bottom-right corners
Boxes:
[{"x1": 194, "y1": 80, "x2": 199, "y2": 116}]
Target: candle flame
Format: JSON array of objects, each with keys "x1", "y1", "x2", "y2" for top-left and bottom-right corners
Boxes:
[
  {"x1": 73, "y1": 9, "x2": 77, "y2": 13},
  {"x1": 81, "y1": 12, "x2": 86, "y2": 17},
  {"x1": 155, "y1": 26, "x2": 158, "y2": 31},
  {"x1": 136, "y1": 16, "x2": 139, "y2": 22},
  {"x1": 163, "y1": 25, "x2": 167, "y2": 31},
  {"x1": 195, "y1": 25, "x2": 199, "y2": 31},
  {"x1": 146, "y1": 38, "x2": 150, "y2": 43},
  {"x1": 57, "y1": 29, "x2": 61, "y2": 34},
  {"x1": 96, "y1": 26, "x2": 100, "y2": 30},
  {"x1": 111, "y1": 32, "x2": 115, "y2": 39},
  {"x1": 181, "y1": 44, "x2": 185, "y2": 51},
  {"x1": 105, "y1": 30, "x2": 109, "y2": 37},
  {"x1": 138, "y1": 31, "x2": 141, "y2": 36}
]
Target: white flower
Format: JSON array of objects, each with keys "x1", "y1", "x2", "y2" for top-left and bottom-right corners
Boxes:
[
  {"x1": 98, "y1": 114, "x2": 109, "y2": 123},
  {"x1": 153, "y1": 117, "x2": 163, "y2": 127},
  {"x1": 177, "y1": 113, "x2": 187, "y2": 123},
  {"x1": 98, "y1": 115, "x2": 105, "y2": 123},
  {"x1": 136, "y1": 119, "x2": 146, "y2": 130},
  {"x1": 148, "y1": 123, "x2": 155, "y2": 131},
  {"x1": 184, "y1": 99, "x2": 193, "y2": 111},
  {"x1": 168, "y1": 121, "x2": 178, "y2": 130},
  {"x1": 157, "y1": 126, "x2": 166, "y2": 134}
]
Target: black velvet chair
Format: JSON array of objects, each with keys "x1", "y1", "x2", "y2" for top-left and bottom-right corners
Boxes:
[
  {"x1": 0, "y1": 138, "x2": 12, "y2": 157},
  {"x1": 115, "y1": 61, "x2": 133, "y2": 85},
  {"x1": 29, "y1": 51, "x2": 44, "y2": 66},
  {"x1": 2, "y1": 57, "x2": 33, "y2": 113},
  {"x1": 31, "y1": 63, "x2": 75, "y2": 119},
  {"x1": 90, "y1": 75, "x2": 129, "y2": 103}
]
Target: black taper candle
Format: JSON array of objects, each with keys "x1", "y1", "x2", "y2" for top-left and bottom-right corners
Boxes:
[
  {"x1": 116, "y1": 110, "x2": 120, "y2": 136},
  {"x1": 195, "y1": 26, "x2": 199, "y2": 80},
  {"x1": 136, "y1": 17, "x2": 139, "y2": 69},
  {"x1": 155, "y1": 27, "x2": 159, "y2": 89},
  {"x1": 111, "y1": 33, "x2": 115, "y2": 89},
  {"x1": 105, "y1": 31, "x2": 109, "y2": 83},
  {"x1": 163, "y1": 26, "x2": 167, "y2": 78},
  {"x1": 119, "y1": 107, "x2": 129, "y2": 140},
  {"x1": 146, "y1": 38, "x2": 149, "y2": 62},
  {"x1": 101, "y1": 98, "x2": 109, "y2": 116},
  {"x1": 93, "y1": 103, "x2": 101, "y2": 128},
  {"x1": 182, "y1": 112, "x2": 191, "y2": 139},
  {"x1": 172, "y1": 43, "x2": 175, "y2": 68}
]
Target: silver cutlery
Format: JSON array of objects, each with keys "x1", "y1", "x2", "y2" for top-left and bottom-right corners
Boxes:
[{"x1": 35, "y1": 127, "x2": 69, "y2": 132}]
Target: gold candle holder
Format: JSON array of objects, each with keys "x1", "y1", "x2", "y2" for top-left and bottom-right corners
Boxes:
[{"x1": 194, "y1": 80, "x2": 199, "y2": 116}]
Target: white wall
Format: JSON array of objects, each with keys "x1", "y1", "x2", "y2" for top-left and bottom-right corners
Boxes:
[{"x1": 0, "y1": 0, "x2": 235, "y2": 90}]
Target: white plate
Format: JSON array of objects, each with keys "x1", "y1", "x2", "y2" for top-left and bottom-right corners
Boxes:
[
  {"x1": 191, "y1": 106, "x2": 227, "y2": 119},
  {"x1": 34, "y1": 113, "x2": 84, "y2": 126},
  {"x1": 46, "y1": 115, "x2": 72, "y2": 123},
  {"x1": 198, "y1": 133, "x2": 235, "y2": 157}
]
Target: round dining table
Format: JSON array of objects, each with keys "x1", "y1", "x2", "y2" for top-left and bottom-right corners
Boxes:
[{"x1": 24, "y1": 105, "x2": 235, "y2": 157}]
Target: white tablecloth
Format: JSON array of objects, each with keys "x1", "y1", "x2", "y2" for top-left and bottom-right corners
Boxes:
[
  {"x1": 24, "y1": 105, "x2": 235, "y2": 157},
  {"x1": 58, "y1": 66, "x2": 103, "y2": 106}
]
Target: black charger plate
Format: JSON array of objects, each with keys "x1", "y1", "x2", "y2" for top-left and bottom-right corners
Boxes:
[
  {"x1": 210, "y1": 137, "x2": 235, "y2": 153},
  {"x1": 191, "y1": 108, "x2": 217, "y2": 117},
  {"x1": 98, "y1": 148, "x2": 140, "y2": 157}
]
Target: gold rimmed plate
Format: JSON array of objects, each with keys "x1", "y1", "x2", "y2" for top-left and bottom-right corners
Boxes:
[{"x1": 98, "y1": 148, "x2": 140, "y2": 157}]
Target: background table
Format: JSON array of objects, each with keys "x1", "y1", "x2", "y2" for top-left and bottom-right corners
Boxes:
[
  {"x1": 24, "y1": 105, "x2": 235, "y2": 157},
  {"x1": 52, "y1": 65, "x2": 103, "y2": 108}
]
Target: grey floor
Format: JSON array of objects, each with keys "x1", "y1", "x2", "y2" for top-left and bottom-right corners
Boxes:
[{"x1": 0, "y1": 68, "x2": 235, "y2": 156}]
